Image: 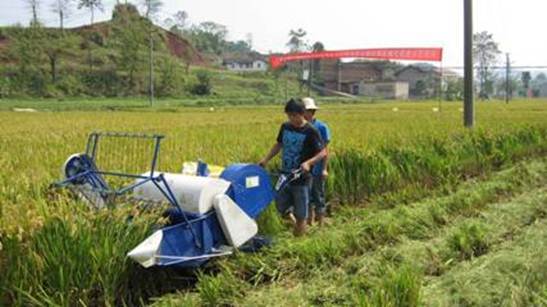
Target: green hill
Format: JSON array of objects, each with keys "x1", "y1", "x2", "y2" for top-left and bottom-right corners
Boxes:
[{"x1": 0, "y1": 4, "x2": 302, "y2": 101}]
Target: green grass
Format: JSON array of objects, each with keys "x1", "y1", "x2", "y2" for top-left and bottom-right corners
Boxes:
[
  {"x1": 423, "y1": 219, "x2": 547, "y2": 306},
  {"x1": 198, "y1": 159, "x2": 547, "y2": 306},
  {"x1": 150, "y1": 157, "x2": 545, "y2": 304},
  {"x1": 0, "y1": 74, "x2": 304, "y2": 111}
]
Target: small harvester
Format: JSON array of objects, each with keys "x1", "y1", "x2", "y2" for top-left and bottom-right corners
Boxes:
[{"x1": 55, "y1": 132, "x2": 274, "y2": 268}]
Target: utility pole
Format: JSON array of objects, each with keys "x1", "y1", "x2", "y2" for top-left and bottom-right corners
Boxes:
[
  {"x1": 285, "y1": 72, "x2": 288, "y2": 101},
  {"x1": 143, "y1": 0, "x2": 160, "y2": 107},
  {"x1": 505, "y1": 53, "x2": 510, "y2": 104},
  {"x1": 438, "y1": 64, "x2": 443, "y2": 112},
  {"x1": 149, "y1": 32, "x2": 154, "y2": 106},
  {"x1": 337, "y1": 60, "x2": 342, "y2": 92},
  {"x1": 464, "y1": 0, "x2": 474, "y2": 128},
  {"x1": 307, "y1": 60, "x2": 312, "y2": 96}
]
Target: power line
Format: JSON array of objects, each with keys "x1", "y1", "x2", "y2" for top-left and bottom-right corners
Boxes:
[{"x1": 444, "y1": 66, "x2": 547, "y2": 70}]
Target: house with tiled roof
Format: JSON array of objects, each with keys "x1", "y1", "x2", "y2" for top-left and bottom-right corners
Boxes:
[{"x1": 223, "y1": 53, "x2": 268, "y2": 72}]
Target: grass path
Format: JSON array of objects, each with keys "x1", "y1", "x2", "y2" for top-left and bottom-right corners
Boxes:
[
  {"x1": 151, "y1": 157, "x2": 547, "y2": 306},
  {"x1": 234, "y1": 173, "x2": 547, "y2": 306},
  {"x1": 422, "y1": 218, "x2": 546, "y2": 306}
]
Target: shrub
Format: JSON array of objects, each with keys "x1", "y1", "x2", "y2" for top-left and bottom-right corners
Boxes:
[
  {"x1": 157, "y1": 58, "x2": 185, "y2": 97},
  {"x1": 27, "y1": 70, "x2": 48, "y2": 97},
  {"x1": 88, "y1": 31, "x2": 105, "y2": 47},
  {"x1": 0, "y1": 76, "x2": 12, "y2": 98},
  {"x1": 81, "y1": 69, "x2": 122, "y2": 97},
  {"x1": 56, "y1": 75, "x2": 86, "y2": 97},
  {"x1": 190, "y1": 70, "x2": 212, "y2": 96}
]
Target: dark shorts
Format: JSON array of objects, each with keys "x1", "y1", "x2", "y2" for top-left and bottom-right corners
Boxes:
[
  {"x1": 275, "y1": 183, "x2": 309, "y2": 221},
  {"x1": 309, "y1": 176, "x2": 327, "y2": 215}
]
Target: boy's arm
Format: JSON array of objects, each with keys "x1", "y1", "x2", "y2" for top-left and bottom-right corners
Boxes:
[
  {"x1": 322, "y1": 145, "x2": 329, "y2": 178},
  {"x1": 301, "y1": 147, "x2": 326, "y2": 173},
  {"x1": 301, "y1": 126, "x2": 327, "y2": 173},
  {"x1": 259, "y1": 124, "x2": 284, "y2": 167},
  {"x1": 322, "y1": 125, "x2": 331, "y2": 178},
  {"x1": 258, "y1": 142, "x2": 282, "y2": 167}
]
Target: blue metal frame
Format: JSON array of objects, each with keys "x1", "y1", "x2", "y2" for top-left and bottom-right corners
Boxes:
[{"x1": 55, "y1": 131, "x2": 202, "y2": 248}]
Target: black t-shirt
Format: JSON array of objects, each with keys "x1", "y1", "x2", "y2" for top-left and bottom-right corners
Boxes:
[{"x1": 276, "y1": 122, "x2": 324, "y2": 185}]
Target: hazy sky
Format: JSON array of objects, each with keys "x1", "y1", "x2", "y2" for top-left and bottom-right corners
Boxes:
[{"x1": 1, "y1": 0, "x2": 545, "y2": 67}]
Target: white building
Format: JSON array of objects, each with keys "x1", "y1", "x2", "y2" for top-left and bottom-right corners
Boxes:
[
  {"x1": 223, "y1": 57, "x2": 268, "y2": 72},
  {"x1": 359, "y1": 81, "x2": 409, "y2": 100}
]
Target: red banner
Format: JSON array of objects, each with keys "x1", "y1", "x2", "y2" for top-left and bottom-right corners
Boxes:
[{"x1": 270, "y1": 48, "x2": 443, "y2": 69}]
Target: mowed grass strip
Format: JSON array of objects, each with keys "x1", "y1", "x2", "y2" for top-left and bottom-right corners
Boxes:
[
  {"x1": 149, "y1": 157, "x2": 547, "y2": 306},
  {"x1": 422, "y1": 219, "x2": 547, "y2": 306},
  {"x1": 216, "y1": 178, "x2": 547, "y2": 306}
]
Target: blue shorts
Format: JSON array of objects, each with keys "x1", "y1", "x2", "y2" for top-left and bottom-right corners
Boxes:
[
  {"x1": 309, "y1": 176, "x2": 327, "y2": 215},
  {"x1": 275, "y1": 183, "x2": 309, "y2": 221}
]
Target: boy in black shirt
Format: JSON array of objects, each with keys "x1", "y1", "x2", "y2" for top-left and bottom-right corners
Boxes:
[{"x1": 259, "y1": 98, "x2": 325, "y2": 236}]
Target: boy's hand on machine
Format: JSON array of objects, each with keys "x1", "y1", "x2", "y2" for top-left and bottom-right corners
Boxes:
[
  {"x1": 300, "y1": 162, "x2": 311, "y2": 173},
  {"x1": 322, "y1": 170, "x2": 328, "y2": 179},
  {"x1": 258, "y1": 159, "x2": 267, "y2": 168}
]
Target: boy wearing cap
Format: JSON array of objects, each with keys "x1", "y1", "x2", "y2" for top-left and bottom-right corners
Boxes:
[
  {"x1": 302, "y1": 97, "x2": 331, "y2": 227},
  {"x1": 258, "y1": 98, "x2": 326, "y2": 236}
]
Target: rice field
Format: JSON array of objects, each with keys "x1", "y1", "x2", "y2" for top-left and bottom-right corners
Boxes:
[{"x1": 0, "y1": 99, "x2": 546, "y2": 306}]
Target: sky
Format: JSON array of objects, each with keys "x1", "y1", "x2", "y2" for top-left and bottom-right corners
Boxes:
[{"x1": 1, "y1": 0, "x2": 546, "y2": 68}]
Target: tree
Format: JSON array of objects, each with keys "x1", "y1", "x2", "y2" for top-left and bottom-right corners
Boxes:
[
  {"x1": 286, "y1": 28, "x2": 307, "y2": 53},
  {"x1": 164, "y1": 10, "x2": 195, "y2": 74},
  {"x1": 494, "y1": 73, "x2": 518, "y2": 98},
  {"x1": 141, "y1": 0, "x2": 163, "y2": 105},
  {"x1": 188, "y1": 21, "x2": 228, "y2": 55},
  {"x1": 165, "y1": 10, "x2": 189, "y2": 36},
  {"x1": 42, "y1": 32, "x2": 78, "y2": 83},
  {"x1": 286, "y1": 28, "x2": 308, "y2": 82},
  {"x1": 9, "y1": 26, "x2": 44, "y2": 74},
  {"x1": 142, "y1": 0, "x2": 162, "y2": 19},
  {"x1": 415, "y1": 80, "x2": 427, "y2": 97},
  {"x1": 224, "y1": 40, "x2": 252, "y2": 53},
  {"x1": 531, "y1": 73, "x2": 547, "y2": 97},
  {"x1": 173, "y1": 10, "x2": 189, "y2": 29},
  {"x1": 190, "y1": 70, "x2": 212, "y2": 96},
  {"x1": 8, "y1": 26, "x2": 48, "y2": 95},
  {"x1": 444, "y1": 77, "x2": 464, "y2": 101},
  {"x1": 245, "y1": 33, "x2": 253, "y2": 50},
  {"x1": 310, "y1": 41, "x2": 325, "y2": 85},
  {"x1": 78, "y1": 0, "x2": 103, "y2": 25},
  {"x1": 111, "y1": 5, "x2": 146, "y2": 90},
  {"x1": 311, "y1": 42, "x2": 325, "y2": 69},
  {"x1": 521, "y1": 71, "x2": 531, "y2": 97},
  {"x1": 26, "y1": 0, "x2": 41, "y2": 26},
  {"x1": 312, "y1": 41, "x2": 324, "y2": 52},
  {"x1": 534, "y1": 72, "x2": 546, "y2": 82},
  {"x1": 51, "y1": 0, "x2": 73, "y2": 30},
  {"x1": 473, "y1": 31, "x2": 501, "y2": 99},
  {"x1": 157, "y1": 57, "x2": 183, "y2": 97},
  {"x1": 78, "y1": 0, "x2": 103, "y2": 73}
]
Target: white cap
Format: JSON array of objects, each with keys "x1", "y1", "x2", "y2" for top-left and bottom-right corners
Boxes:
[{"x1": 302, "y1": 97, "x2": 318, "y2": 110}]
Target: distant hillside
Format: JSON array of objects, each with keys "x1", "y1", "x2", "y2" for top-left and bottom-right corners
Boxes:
[
  {"x1": 70, "y1": 6, "x2": 208, "y2": 67},
  {"x1": 0, "y1": 4, "x2": 309, "y2": 101},
  {"x1": 0, "y1": 4, "x2": 207, "y2": 68}
]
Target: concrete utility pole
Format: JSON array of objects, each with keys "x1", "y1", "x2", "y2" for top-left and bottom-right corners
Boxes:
[
  {"x1": 505, "y1": 53, "x2": 511, "y2": 104},
  {"x1": 464, "y1": 0, "x2": 474, "y2": 128},
  {"x1": 149, "y1": 33, "x2": 154, "y2": 106},
  {"x1": 307, "y1": 60, "x2": 312, "y2": 96},
  {"x1": 337, "y1": 60, "x2": 342, "y2": 92}
]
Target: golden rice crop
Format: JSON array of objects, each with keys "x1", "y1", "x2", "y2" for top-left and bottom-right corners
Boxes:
[{"x1": 0, "y1": 99, "x2": 546, "y2": 305}]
